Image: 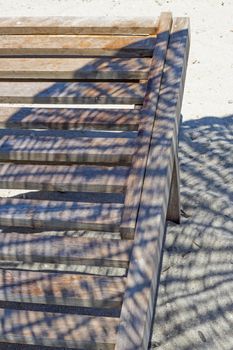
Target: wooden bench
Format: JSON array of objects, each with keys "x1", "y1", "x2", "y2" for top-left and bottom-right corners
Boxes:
[{"x1": 0, "y1": 13, "x2": 190, "y2": 349}]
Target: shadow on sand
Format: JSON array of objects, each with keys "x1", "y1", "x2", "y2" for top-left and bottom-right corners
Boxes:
[{"x1": 151, "y1": 114, "x2": 233, "y2": 349}]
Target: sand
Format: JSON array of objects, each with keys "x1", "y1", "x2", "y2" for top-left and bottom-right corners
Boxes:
[{"x1": 0, "y1": 1, "x2": 232, "y2": 349}]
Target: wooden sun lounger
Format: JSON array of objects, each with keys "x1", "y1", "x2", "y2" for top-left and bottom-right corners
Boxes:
[{"x1": 0, "y1": 13, "x2": 190, "y2": 349}]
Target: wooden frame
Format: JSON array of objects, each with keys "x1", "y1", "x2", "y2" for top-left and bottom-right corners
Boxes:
[
  {"x1": 0, "y1": 13, "x2": 190, "y2": 349},
  {"x1": 116, "y1": 17, "x2": 190, "y2": 349}
]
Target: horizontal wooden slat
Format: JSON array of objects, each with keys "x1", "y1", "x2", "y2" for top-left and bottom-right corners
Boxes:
[
  {"x1": 0, "y1": 133, "x2": 136, "y2": 165},
  {"x1": 0, "y1": 308, "x2": 118, "y2": 349},
  {"x1": 0, "y1": 17, "x2": 158, "y2": 35},
  {"x1": 0, "y1": 35, "x2": 156, "y2": 57},
  {"x1": 0, "y1": 107, "x2": 140, "y2": 131},
  {"x1": 0, "y1": 81, "x2": 146, "y2": 104},
  {"x1": 0, "y1": 57, "x2": 150, "y2": 80},
  {"x1": 0, "y1": 233, "x2": 132, "y2": 267},
  {"x1": 0, "y1": 163, "x2": 129, "y2": 193},
  {"x1": 0, "y1": 198, "x2": 123, "y2": 232},
  {"x1": 0, "y1": 269, "x2": 126, "y2": 308}
]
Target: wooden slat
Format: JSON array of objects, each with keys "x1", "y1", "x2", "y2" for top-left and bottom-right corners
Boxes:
[
  {"x1": 0, "y1": 163, "x2": 129, "y2": 193},
  {"x1": 0, "y1": 133, "x2": 136, "y2": 165},
  {"x1": 0, "y1": 269, "x2": 126, "y2": 308},
  {"x1": 0, "y1": 35, "x2": 156, "y2": 57},
  {"x1": 0, "y1": 81, "x2": 146, "y2": 105},
  {"x1": 120, "y1": 12, "x2": 172, "y2": 238},
  {"x1": 0, "y1": 57, "x2": 150, "y2": 80},
  {"x1": 0, "y1": 107, "x2": 140, "y2": 131},
  {"x1": 0, "y1": 198, "x2": 123, "y2": 232},
  {"x1": 0, "y1": 233, "x2": 132, "y2": 268},
  {"x1": 115, "y1": 17, "x2": 190, "y2": 350},
  {"x1": 0, "y1": 17, "x2": 159, "y2": 35},
  {"x1": 0, "y1": 308, "x2": 118, "y2": 349}
]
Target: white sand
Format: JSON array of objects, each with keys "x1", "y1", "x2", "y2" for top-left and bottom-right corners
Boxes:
[{"x1": 0, "y1": 1, "x2": 232, "y2": 349}]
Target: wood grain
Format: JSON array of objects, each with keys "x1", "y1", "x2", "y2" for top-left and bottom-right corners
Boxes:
[
  {"x1": 0, "y1": 233, "x2": 132, "y2": 268},
  {"x1": 0, "y1": 163, "x2": 129, "y2": 193},
  {"x1": 0, "y1": 81, "x2": 146, "y2": 105},
  {"x1": 0, "y1": 16, "x2": 159, "y2": 35},
  {"x1": 0, "y1": 198, "x2": 123, "y2": 232},
  {"x1": 0, "y1": 57, "x2": 150, "y2": 80},
  {"x1": 115, "y1": 17, "x2": 190, "y2": 349},
  {"x1": 0, "y1": 107, "x2": 140, "y2": 131},
  {"x1": 0, "y1": 132, "x2": 136, "y2": 165},
  {"x1": 0, "y1": 35, "x2": 156, "y2": 57},
  {"x1": 0, "y1": 13, "x2": 190, "y2": 350},
  {"x1": 0, "y1": 308, "x2": 118, "y2": 349},
  {"x1": 0, "y1": 269, "x2": 126, "y2": 309},
  {"x1": 120, "y1": 12, "x2": 172, "y2": 238}
]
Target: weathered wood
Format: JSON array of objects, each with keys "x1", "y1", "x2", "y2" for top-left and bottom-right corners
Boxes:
[
  {"x1": 115, "y1": 17, "x2": 190, "y2": 350},
  {"x1": 0, "y1": 198, "x2": 123, "y2": 232},
  {"x1": 0, "y1": 269, "x2": 126, "y2": 309},
  {"x1": 0, "y1": 81, "x2": 146, "y2": 105},
  {"x1": 0, "y1": 133, "x2": 136, "y2": 165},
  {"x1": 0, "y1": 233, "x2": 132, "y2": 267},
  {"x1": 0, "y1": 57, "x2": 150, "y2": 80},
  {"x1": 0, "y1": 308, "x2": 118, "y2": 349},
  {"x1": 166, "y1": 153, "x2": 180, "y2": 223},
  {"x1": 0, "y1": 35, "x2": 156, "y2": 57},
  {"x1": 120, "y1": 12, "x2": 172, "y2": 238},
  {"x1": 0, "y1": 163, "x2": 129, "y2": 193},
  {"x1": 0, "y1": 107, "x2": 140, "y2": 131},
  {"x1": 0, "y1": 17, "x2": 158, "y2": 35},
  {"x1": 0, "y1": 13, "x2": 189, "y2": 350}
]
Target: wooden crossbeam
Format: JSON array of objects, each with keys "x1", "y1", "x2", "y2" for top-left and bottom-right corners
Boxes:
[
  {"x1": 0, "y1": 107, "x2": 140, "y2": 131},
  {"x1": 0, "y1": 35, "x2": 156, "y2": 57},
  {"x1": 0, "y1": 17, "x2": 159, "y2": 35},
  {"x1": 0, "y1": 81, "x2": 146, "y2": 105},
  {"x1": 0, "y1": 198, "x2": 123, "y2": 232},
  {"x1": 0, "y1": 233, "x2": 132, "y2": 268},
  {"x1": 0, "y1": 132, "x2": 136, "y2": 165},
  {"x1": 0, "y1": 57, "x2": 150, "y2": 80},
  {"x1": 0, "y1": 269, "x2": 126, "y2": 309},
  {"x1": 0, "y1": 163, "x2": 129, "y2": 193},
  {"x1": 0, "y1": 308, "x2": 118, "y2": 349}
]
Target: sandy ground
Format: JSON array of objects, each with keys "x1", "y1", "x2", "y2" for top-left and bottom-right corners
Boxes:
[{"x1": 0, "y1": 1, "x2": 232, "y2": 349}]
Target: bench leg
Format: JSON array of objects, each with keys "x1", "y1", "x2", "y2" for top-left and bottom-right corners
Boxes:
[{"x1": 167, "y1": 154, "x2": 180, "y2": 223}]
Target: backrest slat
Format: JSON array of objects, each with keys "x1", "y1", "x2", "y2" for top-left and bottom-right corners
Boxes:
[
  {"x1": 0, "y1": 16, "x2": 159, "y2": 35},
  {"x1": 0, "y1": 34, "x2": 156, "y2": 57}
]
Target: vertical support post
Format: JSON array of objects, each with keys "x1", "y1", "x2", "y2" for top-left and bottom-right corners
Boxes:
[{"x1": 166, "y1": 152, "x2": 180, "y2": 223}]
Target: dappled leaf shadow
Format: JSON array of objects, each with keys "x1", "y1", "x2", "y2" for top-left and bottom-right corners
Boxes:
[
  {"x1": 0, "y1": 33, "x2": 155, "y2": 348},
  {"x1": 151, "y1": 115, "x2": 233, "y2": 349}
]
